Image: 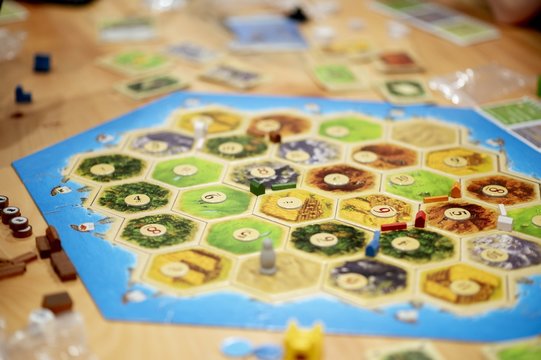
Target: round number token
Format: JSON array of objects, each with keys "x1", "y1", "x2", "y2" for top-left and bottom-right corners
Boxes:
[
  {"x1": 309, "y1": 233, "x2": 338, "y2": 247},
  {"x1": 391, "y1": 236, "x2": 420, "y2": 251},
  {"x1": 277, "y1": 197, "x2": 303, "y2": 209},
  {"x1": 482, "y1": 185, "x2": 508, "y2": 197},
  {"x1": 13, "y1": 225, "x2": 33, "y2": 239},
  {"x1": 233, "y1": 228, "x2": 260, "y2": 242},
  {"x1": 143, "y1": 140, "x2": 169, "y2": 153},
  {"x1": 28, "y1": 308, "x2": 55, "y2": 326},
  {"x1": 353, "y1": 151, "x2": 378, "y2": 164},
  {"x1": 250, "y1": 166, "x2": 276, "y2": 179},
  {"x1": 444, "y1": 208, "x2": 471, "y2": 221},
  {"x1": 325, "y1": 125, "x2": 350, "y2": 138},
  {"x1": 390, "y1": 174, "x2": 415, "y2": 186},
  {"x1": 255, "y1": 119, "x2": 281, "y2": 133},
  {"x1": 201, "y1": 191, "x2": 227, "y2": 204},
  {"x1": 370, "y1": 205, "x2": 397, "y2": 218},
  {"x1": 160, "y1": 262, "x2": 189, "y2": 278},
  {"x1": 285, "y1": 150, "x2": 310, "y2": 163},
  {"x1": 140, "y1": 224, "x2": 167, "y2": 237},
  {"x1": 0, "y1": 195, "x2": 9, "y2": 209},
  {"x1": 480, "y1": 248, "x2": 509, "y2": 263},
  {"x1": 337, "y1": 273, "x2": 368, "y2": 290},
  {"x1": 393, "y1": 82, "x2": 421, "y2": 96},
  {"x1": 124, "y1": 194, "x2": 151, "y2": 207},
  {"x1": 90, "y1": 163, "x2": 115, "y2": 176},
  {"x1": 193, "y1": 114, "x2": 213, "y2": 126},
  {"x1": 218, "y1": 142, "x2": 244, "y2": 155},
  {"x1": 450, "y1": 279, "x2": 481, "y2": 296},
  {"x1": 173, "y1": 164, "x2": 198, "y2": 176},
  {"x1": 531, "y1": 215, "x2": 541, "y2": 227},
  {"x1": 323, "y1": 173, "x2": 350, "y2": 186},
  {"x1": 443, "y1": 156, "x2": 468, "y2": 168},
  {"x1": 9, "y1": 216, "x2": 29, "y2": 231}
]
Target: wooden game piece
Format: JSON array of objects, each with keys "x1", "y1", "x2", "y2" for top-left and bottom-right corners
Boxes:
[
  {"x1": 15, "y1": 85, "x2": 32, "y2": 103},
  {"x1": 498, "y1": 204, "x2": 507, "y2": 216},
  {"x1": 259, "y1": 238, "x2": 276, "y2": 275},
  {"x1": 0, "y1": 262, "x2": 26, "y2": 281},
  {"x1": 12, "y1": 225, "x2": 33, "y2": 239},
  {"x1": 284, "y1": 321, "x2": 323, "y2": 360},
  {"x1": 414, "y1": 210, "x2": 426, "y2": 228},
  {"x1": 269, "y1": 130, "x2": 281, "y2": 143},
  {"x1": 249, "y1": 180, "x2": 266, "y2": 196},
  {"x1": 2, "y1": 206, "x2": 21, "y2": 224},
  {"x1": 34, "y1": 53, "x2": 51, "y2": 72},
  {"x1": 42, "y1": 291, "x2": 73, "y2": 315},
  {"x1": 0, "y1": 195, "x2": 9, "y2": 209},
  {"x1": 381, "y1": 222, "x2": 407, "y2": 232},
  {"x1": 46, "y1": 225, "x2": 62, "y2": 252},
  {"x1": 50, "y1": 251, "x2": 77, "y2": 281},
  {"x1": 497, "y1": 215, "x2": 513, "y2": 232},
  {"x1": 449, "y1": 182, "x2": 461, "y2": 198},
  {"x1": 11, "y1": 251, "x2": 37, "y2": 264},
  {"x1": 36, "y1": 235, "x2": 52, "y2": 259},
  {"x1": 9, "y1": 216, "x2": 29, "y2": 231},
  {"x1": 423, "y1": 195, "x2": 448, "y2": 203},
  {"x1": 287, "y1": 6, "x2": 309, "y2": 22},
  {"x1": 365, "y1": 230, "x2": 380, "y2": 257},
  {"x1": 271, "y1": 182, "x2": 297, "y2": 191}
]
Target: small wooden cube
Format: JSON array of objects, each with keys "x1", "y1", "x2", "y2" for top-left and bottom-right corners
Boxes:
[{"x1": 42, "y1": 291, "x2": 73, "y2": 315}]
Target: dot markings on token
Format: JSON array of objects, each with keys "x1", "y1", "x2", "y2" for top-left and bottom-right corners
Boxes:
[
  {"x1": 443, "y1": 156, "x2": 467, "y2": 168},
  {"x1": 90, "y1": 163, "x2": 115, "y2": 176},
  {"x1": 480, "y1": 248, "x2": 509, "y2": 263},
  {"x1": 531, "y1": 215, "x2": 541, "y2": 227},
  {"x1": 390, "y1": 174, "x2": 415, "y2": 186},
  {"x1": 143, "y1": 140, "x2": 168, "y2": 153},
  {"x1": 337, "y1": 273, "x2": 368, "y2": 290},
  {"x1": 450, "y1": 279, "x2": 481, "y2": 296},
  {"x1": 173, "y1": 164, "x2": 198, "y2": 176},
  {"x1": 219, "y1": 142, "x2": 244, "y2": 155},
  {"x1": 250, "y1": 166, "x2": 276, "y2": 179},
  {"x1": 140, "y1": 224, "x2": 167, "y2": 237},
  {"x1": 482, "y1": 185, "x2": 508, "y2": 197},
  {"x1": 323, "y1": 173, "x2": 349, "y2": 186},
  {"x1": 444, "y1": 207, "x2": 471, "y2": 221},
  {"x1": 353, "y1": 151, "x2": 378, "y2": 164},
  {"x1": 201, "y1": 191, "x2": 227, "y2": 204},
  {"x1": 124, "y1": 194, "x2": 151, "y2": 206},
  {"x1": 370, "y1": 205, "x2": 397, "y2": 218},
  {"x1": 256, "y1": 119, "x2": 281, "y2": 132},
  {"x1": 325, "y1": 126, "x2": 350, "y2": 138},
  {"x1": 233, "y1": 228, "x2": 260, "y2": 242},
  {"x1": 309, "y1": 233, "x2": 338, "y2": 247},
  {"x1": 277, "y1": 197, "x2": 303, "y2": 209},
  {"x1": 391, "y1": 236, "x2": 420, "y2": 251}
]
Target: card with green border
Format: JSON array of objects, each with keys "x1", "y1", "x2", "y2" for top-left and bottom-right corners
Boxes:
[
  {"x1": 310, "y1": 63, "x2": 368, "y2": 91},
  {"x1": 377, "y1": 78, "x2": 433, "y2": 104},
  {"x1": 481, "y1": 98, "x2": 541, "y2": 126},
  {"x1": 482, "y1": 337, "x2": 541, "y2": 360},
  {"x1": 115, "y1": 74, "x2": 189, "y2": 100},
  {"x1": 98, "y1": 50, "x2": 173, "y2": 76}
]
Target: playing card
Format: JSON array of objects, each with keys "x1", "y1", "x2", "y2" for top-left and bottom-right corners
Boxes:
[
  {"x1": 374, "y1": 50, "x2": 424, "y2": 73},
  {"x1": 115, "y1": 74, "x2": 189, "y2": 100},
  {"x1": 377, "y1": 78, "x2": 433, "y2": 104},
  {"x1": 199, "y1": 62, "x2": 265, "y2": 90},
  {"x1": 167, "y1": 42, "x2": 219, "y2": 64},
  {"x1": 310, "y1": 62, "x2": 369, "y2": 92},
  {"x1": 99, "y1": 17, "x2": 156, "y2": 42},
  {"x1": 318, "y1": 38, "x2": 375, "y2": 62},
  {"x1": 98, "y1": 50, "x2": 173, "y2": 76}
]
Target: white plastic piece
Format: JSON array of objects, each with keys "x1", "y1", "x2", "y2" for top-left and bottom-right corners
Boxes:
[
  {"x1": 123, "y1": 289, "x2": 148, "y2": 303},
  {"x1": 497, "y1": 215, "x2": 513, "y2": 232},
  {"x1": 387, "y1": 20, "x2": 410, "y2": 39},
  {"x1": 498, "y1": 204, "x2": 507, "y2": 216},
  {"x1": 260, "y1": 238, "x2": 276, "y2": 275},
  {"x1": 0, "y1": 29, "x2": 27, "y2": 61},
  {"x1": 313, "y1": 26, "x2": 335, "y2": 45},
  {"x1": 348, "y1": 17, "x2": 365, "y2": 31}
]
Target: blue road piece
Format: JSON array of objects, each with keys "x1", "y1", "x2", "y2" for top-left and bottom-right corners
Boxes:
[
  {"x1": 34, "y1": 53, "x2": 51, "y2": 72},
  {"x1": 221, "y1": 337, "x2": 254, "y2": 358},
  {"x1": 365, "y1": 230, "x2": 380, "y2": 257}
]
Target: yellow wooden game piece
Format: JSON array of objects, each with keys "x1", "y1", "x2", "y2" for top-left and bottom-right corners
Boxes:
[
  {"x1": 284, "y1": 321, "x2": 324, "y2": 360},
  {"x1": 423, "y1": 195, "x2": 448, "y2": 203}
]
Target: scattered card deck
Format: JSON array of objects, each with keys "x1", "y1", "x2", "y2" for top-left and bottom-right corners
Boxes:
[
  {"x1": 310, "y1": 62, "x2": 369, "y2": 92},
  {"x1": 99, "y1": 17, "x2": 156, "y2": 42},
  {"x1": 199, "y1": 62, "x2": 265, "y2": 90},
  {"x1": 374, "y1": 50, "x2": 423, "y2": 73},
  {"x1": 377, "y1": 78, "x2": 433, "y2": 104},
  {"x1": 167, "y1": 42, "x2": 219, "y2": 64},
  {"x1": 225, "y1": 15, "x2": 308, "y2": 52},
  {"x1": 98, "y1": 50, "x2": 173, "y2": 76},
  {"x1": 115, "y1": 74, "x2": 189, "y2": 100}
]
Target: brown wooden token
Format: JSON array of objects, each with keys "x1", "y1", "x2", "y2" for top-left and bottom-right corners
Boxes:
[
  {"x1": 2, "y1": 206, "x2": 20, "y2": 224},
  {"x1": 0, "y1": 195, "x2": 9, "y2": 210},
  {"x1": 12, "y1": 225, "x2": 33, "y2": 239},
  {"x1": 42, "y1": 291, "x2": 73, "y2": 315},
  {"x1": 9, "y1": 216, "x2": 29, "y2": 231}
]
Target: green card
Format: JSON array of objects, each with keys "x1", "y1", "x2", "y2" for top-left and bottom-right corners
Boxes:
[
  {"x1": 311, "y1": 63, "x2": 367, "y2": 91},
  {"x1": 99, "y1": 50, "x2": 172, "y2": 76},
  {"x1": 481, "y1": 98, "x2": 541, "y2": 126}
]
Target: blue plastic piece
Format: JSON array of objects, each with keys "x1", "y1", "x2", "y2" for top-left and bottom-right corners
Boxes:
[
  {"x1": 254, "y1": 344, "x2": 283, "y2": 360},
  {"x1": 221, "y1": 337, "x2": 253, "y2": 357},
  {"x1": 15, "y1": 85, "x2": 32, "y2": 103},
  {"x1": 365, "y1": 230, "x2": 380, "y2": 257},
  {"x1": 34, "y1": 53, "x2": 51, "y2": 72}
]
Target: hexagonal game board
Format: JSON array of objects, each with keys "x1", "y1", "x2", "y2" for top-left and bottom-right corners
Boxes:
[{"x1": 13, "y1": 92, "x2": 541, "y2": 341}]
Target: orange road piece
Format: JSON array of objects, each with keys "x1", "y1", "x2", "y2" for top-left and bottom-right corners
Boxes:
[
  {"x1": 449, "y1": 182, "x2": 461, "y2": 198},
  {"x1": 423, "y1": 195, "x2": 448, "y2": 203}
]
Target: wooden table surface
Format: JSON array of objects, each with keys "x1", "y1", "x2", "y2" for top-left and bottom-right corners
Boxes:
[{"x1": 0, "y1": 0, "x2": 540, "y2": 359}]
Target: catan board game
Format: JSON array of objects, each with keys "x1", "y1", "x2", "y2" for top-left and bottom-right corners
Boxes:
[{"x1": 12, "y1": 92, "x2": 541, "y2": 342}]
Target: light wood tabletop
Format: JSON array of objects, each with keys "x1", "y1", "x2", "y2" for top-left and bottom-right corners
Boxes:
[{"x1": 0, "y1": 0, "x2": 540, "y2": 359}]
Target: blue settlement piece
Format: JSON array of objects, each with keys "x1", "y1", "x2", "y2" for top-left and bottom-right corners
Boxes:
[
  {"x1": 34, "y1": 53, "x2": 51, "y2": 72},
  {"x1": 15, "y1": 85, "x2": 32, "y2": 104},
  {"x1": 221, "y1": 337, "x2": 254, "y2": 358},
  {"x1": 365, "y1": 230, "x2": 380, "y2": 257}
]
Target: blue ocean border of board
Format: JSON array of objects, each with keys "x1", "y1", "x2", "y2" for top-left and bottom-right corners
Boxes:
[{"x1": 12, "y1": 91, "x2": 541, "y2": 341}]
